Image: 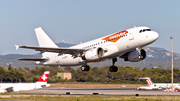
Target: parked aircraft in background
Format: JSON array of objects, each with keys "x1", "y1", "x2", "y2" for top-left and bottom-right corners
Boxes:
[
  {"x1": 137, "y1": 85, "x2": 161, "y2": 90},
  {"x1": 0, "y1": 71, "x2": 50, "y2": 93},
  {"x1": 16, "y1": 26, "x2": 159, "y2": 72},
  {"x1": 137, "y1": 77, "x2": 180, "y2": 90}
]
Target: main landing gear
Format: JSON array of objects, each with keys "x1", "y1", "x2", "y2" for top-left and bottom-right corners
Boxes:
[
  {"x1": 81, "y1": 60, "x2": 90, "y2": 71},
  {"x1": 80, "y1": 58, "x2": 118, "y2": 72},
  {"x1": 109, "y1": 58, "x2": 118, "y2": 72},
  {"x1": 81, "y1": 65, "x2": 90, "y2": 71}
]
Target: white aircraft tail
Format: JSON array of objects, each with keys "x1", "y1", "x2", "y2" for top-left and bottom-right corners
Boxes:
[
  {"x1": 35, "y1": 27, "x2": 58, "y2": 57},
  {"x1": 139, "y1": 77, "x2": 153, "y2": 86}
]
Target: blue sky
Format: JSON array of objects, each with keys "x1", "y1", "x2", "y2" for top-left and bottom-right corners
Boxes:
[{"x1": 0, "y1": 0, "x2": 180, "y2": 55}]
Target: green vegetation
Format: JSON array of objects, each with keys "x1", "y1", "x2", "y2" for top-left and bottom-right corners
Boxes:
[
  {"x1": 0, "y1": 95, "x2": 180, "y2": 101},
  {"x1": 0, "y1": 65, "x2": 180, "y2": 83}
]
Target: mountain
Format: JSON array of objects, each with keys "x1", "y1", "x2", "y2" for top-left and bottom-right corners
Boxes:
[
  {"x1": 0, "y1": 54, "x2": 39, "y2": 68},
  {"x1": 0, "y1": 42, "x2": 179, "y2": 69},
  {"x1": 56, "y1": 42, "x2": 75, "y2": 47},
  {"x1": 144, "y1": 47, "x2": 180, "y2": 61}
]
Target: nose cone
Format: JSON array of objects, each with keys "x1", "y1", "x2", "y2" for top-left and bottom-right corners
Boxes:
[{"x1": 152, "y1": 31, "x2": 159, "y2": 41}]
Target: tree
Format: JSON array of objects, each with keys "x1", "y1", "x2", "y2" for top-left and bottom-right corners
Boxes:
[
  {"x1": 9, "y1": 70, "x2": 16, "y2": 82},
  {"x1": 32, "y1": 77, "x2": 38, "y2": 82},
  {"x1": 4, "y1": 70, "x2": 10, "y2": 82},
  {"x1": 64, "y1": 67, "x2": 75, "y2": 75},
  {"x1": 86, "y1": 74, "x2": 95, "y2": 82},
  {"x1": 37, "y1": 66, "x2": 48, "y2": 75},
  {"x1": 0, "y1": 67, "x2": 5, "y2": 83},
  {"x1": 14, "y1": 70, "x2": 25, "y2": 82},
  {"x1": 8, "y1": 63, "x2": 12, "y2": 70},
  {"x1": 24, "y1": 67, "x2": 30, "y2": 71},
  {"x1": 31, "y1": 69, "x2": 38, "y2": 75}
]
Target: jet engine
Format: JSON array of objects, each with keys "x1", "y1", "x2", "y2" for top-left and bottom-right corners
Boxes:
[
  {"x1": 124, "y1": 49, "x2": 146, "y2": 62},
  {"x1": 82, "y1": 47, "x2": 104, "y2": 61}
]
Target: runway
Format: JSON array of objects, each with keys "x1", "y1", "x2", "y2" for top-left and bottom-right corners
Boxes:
[{"x1": 18, "y1": 87, "x2": 180, "y2": 96}]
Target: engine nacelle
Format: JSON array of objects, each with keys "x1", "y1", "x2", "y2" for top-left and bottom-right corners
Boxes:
[
  {"x1": 83, "y1": 47, "x2": 104, "y2": 61},
  {"x1": 124, "y1": 49, "x2": 146, "y2": 62}
]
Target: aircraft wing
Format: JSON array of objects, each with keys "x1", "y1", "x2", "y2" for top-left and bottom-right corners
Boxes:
[{"x1": 16, "y1": 45, "x2": 85, "y2": 55}]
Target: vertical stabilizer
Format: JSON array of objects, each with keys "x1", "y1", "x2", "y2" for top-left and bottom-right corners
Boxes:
[
  {"x1": 35, "y1": 71, "x2": 50, "y2": 88},
  {"x1": 139, "y1": 77, "x2": 153, "y2": 86},
  {"x1": 35, "y1": 27, "x2": 58, "y2": 48},
  {"x1": 145, "y1": 77, "x2": 153, "y2": 86},
  {"x1": 35, "y1": 27, "x2": 58, "y2": 57},
  {"x1": 36, "y1": 71, "x2": 50, "y2": 83}
]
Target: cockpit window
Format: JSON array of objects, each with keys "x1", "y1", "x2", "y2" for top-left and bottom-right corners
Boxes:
[
  {"x1": 146, "y1": 29, "x2": 151, "y2": 31},
  {"x1": 139, "y1": 29, "x2": 151, "y2": 33}
]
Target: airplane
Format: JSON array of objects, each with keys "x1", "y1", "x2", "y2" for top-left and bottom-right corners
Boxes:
[
  {"x1": 16, "y1": 26, "x2": 159, "y2": 72},
  {"x1": 137, "y1": 77, "x2": 180, "y2": 90},
  {"x1": 0, "y1": 71, "x2": 50, "y2": 93},
  {"x1": 136, "y1": 85, "x2": 161, "y2": 90}
]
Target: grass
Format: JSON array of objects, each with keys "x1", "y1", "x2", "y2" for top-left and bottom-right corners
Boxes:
[{"x1": 0, "y1": 95, "x2": 180, "y2": 101}]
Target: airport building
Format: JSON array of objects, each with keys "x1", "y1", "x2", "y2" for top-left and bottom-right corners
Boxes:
[{"x1": 56, "y1": 72, "x2": 72, "y2": 80}]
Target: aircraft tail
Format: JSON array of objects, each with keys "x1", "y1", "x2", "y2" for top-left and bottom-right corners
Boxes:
[
  {"x1": 139, "y1": 77, "x2": 153, "y2": 86},
  {"x1": 35, "y1": 71, "x2": 50, "y2": 88},
  {"x1": 145, "y1": 77, "x2": 153, "y2": 86},
  {"x1": 35, "y1": 27, "x2": 58, "y2": 57},
  {"x1": 36, "y1": 71, "x2": 50, "y2": 84}
]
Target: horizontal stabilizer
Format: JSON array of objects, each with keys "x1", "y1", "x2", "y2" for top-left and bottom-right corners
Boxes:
[
  {"x1": 18, "y1": 58, "x2": 48, "y2": 61},
  {"x1": 15, "y1": 45, "x2": 19, "y2": 50}
]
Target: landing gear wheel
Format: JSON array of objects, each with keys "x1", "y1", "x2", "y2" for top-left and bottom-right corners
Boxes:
[
  {"x1": 85, "y1": 65, "x2": 90, "y2": 71},
  {"x1": 109, "y1": 66, "x2": 118, "y2": 72},
  {"x1": 81, "y1": 65, "x2": 85, "y2": 71},
  {"x1": 81, "y1": 65, "x2": 90, "y2": 71}
]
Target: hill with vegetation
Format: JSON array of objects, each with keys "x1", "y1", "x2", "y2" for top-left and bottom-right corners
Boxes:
[{"x1": 0, "y1": 65, "x2": 179, "y2": 84}]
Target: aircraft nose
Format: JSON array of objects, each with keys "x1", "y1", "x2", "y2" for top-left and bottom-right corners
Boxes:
[{"x1": 152, "y1": 31, "x2": 159, "y2": 41}]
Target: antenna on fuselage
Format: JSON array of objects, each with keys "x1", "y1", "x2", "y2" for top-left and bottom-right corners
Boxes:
[{"x1": 134, "y1": 25, "x2": 136, "y2": 28}]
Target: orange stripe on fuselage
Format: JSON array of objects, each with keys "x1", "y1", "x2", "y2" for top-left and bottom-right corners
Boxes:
[{"x1": 102, "y1": 30, "x2": 128, "y2": 43}]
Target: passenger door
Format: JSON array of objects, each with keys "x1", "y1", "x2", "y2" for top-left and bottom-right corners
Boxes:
[{"x1": 129, "y1": 29, "x2": 134, "y2": 41}]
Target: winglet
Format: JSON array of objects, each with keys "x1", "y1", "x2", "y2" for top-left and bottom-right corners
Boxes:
[{"x1": 15, "y1": 45, "x2": 19, "y2": 50}]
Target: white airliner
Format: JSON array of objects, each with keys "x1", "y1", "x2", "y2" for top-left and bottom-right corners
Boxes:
[
  {"x1": 0, "y1": 71, "x2": 50, "y2": 93},
  {"x1": 16, "y1": 26, "x2": 159, "y2": 72},
  {"x1": 137, "y1": 77, "x2": 180, "y2": 90}
]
